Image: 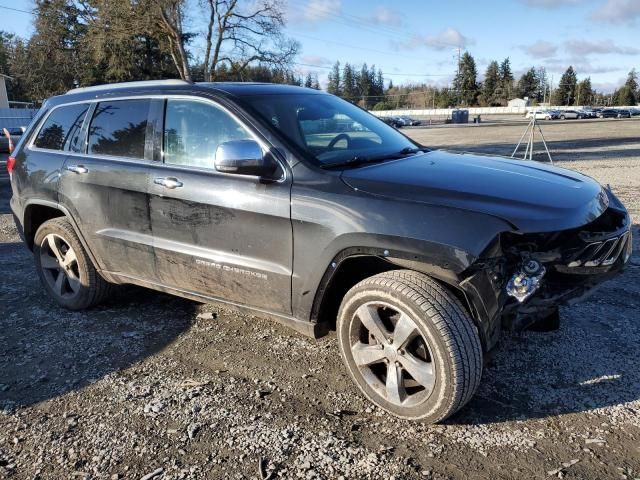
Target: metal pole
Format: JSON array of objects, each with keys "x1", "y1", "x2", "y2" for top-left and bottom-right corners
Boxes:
[
  {"x1": 536, "y1": 123, "x2": 553, "y2": 164},
  {"x1": 512, "y1": 117, "x2": 533, "y2": 158},
  {"x1": 530, "y1": 116, "x2": 535, "y2": 160}
]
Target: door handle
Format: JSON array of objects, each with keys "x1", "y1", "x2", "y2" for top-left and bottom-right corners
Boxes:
[
  {"x1": 67, "y1": 165, "x2": 88, "y2": 174},
  {"x1": 154, "y1": 176, "x2": 183, "y2": 189}
]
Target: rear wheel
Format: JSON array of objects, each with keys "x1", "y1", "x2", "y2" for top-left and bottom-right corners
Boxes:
[
  {"x1": 337, "y1": 270, "x2": 483, "y2": 422},
  {"x1": 34, "y1": 217, "x2": 111, "y2": 310}
]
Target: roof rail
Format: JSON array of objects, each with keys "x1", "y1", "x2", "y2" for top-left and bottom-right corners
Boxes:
[{"x1": 67, "y1": 79, "x2": 192, "y2": 94}]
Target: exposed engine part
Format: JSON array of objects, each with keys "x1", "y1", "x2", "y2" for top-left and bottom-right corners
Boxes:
[{"x1": 506, "y1": 259, "x2": 546, "y2": 303}]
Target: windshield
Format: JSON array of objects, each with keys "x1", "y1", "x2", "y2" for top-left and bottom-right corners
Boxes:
[{"x1": 239, "y1": 93, "x2": 419, "y2": 167}]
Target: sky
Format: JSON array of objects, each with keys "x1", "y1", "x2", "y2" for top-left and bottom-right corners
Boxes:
[{"x1": 2, "y1": 0, "x2": 640, "y2": 92}]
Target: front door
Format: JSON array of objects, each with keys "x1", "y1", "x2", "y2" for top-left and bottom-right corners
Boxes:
[{"x1": 147, "y1": 97, "x2": 293, "y2": 314}]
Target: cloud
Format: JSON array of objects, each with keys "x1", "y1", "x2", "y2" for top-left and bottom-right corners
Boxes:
[
  {"x1": 544, "y1": 58, "x2": 623, "y2": 75},
  {"x1": 591, "y1": 0, "x2": 640, "y2": 24},
  {"x1": 300, "y1": 54, "x2": 333, "y2": 66},
  {"x1": 291, "y1": 0, "x2": 342, "y2": 23},
  {"x1": 521, "y1": 40, "x2": 558, "y2": 58},
  {"x1": 565, "y1": 39, "x2": 640, "y2": 56},
  {"x1": 523, "y1": 0, "x2": 580, "y2": 8},
  {"x1": 401, "y1": 28, "x2": 472, "y2": 51},
  {"x1": 362, "y1": 6, "x2": 402, "y2": 26}
]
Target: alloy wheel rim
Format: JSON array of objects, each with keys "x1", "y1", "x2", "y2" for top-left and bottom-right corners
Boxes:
[
  {"x1": 39, "y1": 233, "x2": 81, "y2": 299},
  {"x1": 349, "y1": 301, "x2": 435, "y2": 408}
]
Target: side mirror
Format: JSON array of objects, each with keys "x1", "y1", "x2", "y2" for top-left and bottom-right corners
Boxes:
[{"x1": 215, "y1": 139, "x2": 274, "y2": 177}]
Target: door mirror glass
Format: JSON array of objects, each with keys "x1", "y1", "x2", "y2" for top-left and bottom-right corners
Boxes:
[{"x1": 215, "y1": 139, "x2": 274, "y2": 177}]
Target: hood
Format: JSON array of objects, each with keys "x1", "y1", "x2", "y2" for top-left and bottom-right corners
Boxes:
[{"x1": 340, "y1": 150, "x2": 608, "y2": 233}]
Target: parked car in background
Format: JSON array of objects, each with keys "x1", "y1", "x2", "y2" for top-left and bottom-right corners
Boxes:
[
  {"x1": 526, "y1": 109, "x2": 557, "y2": 120},
  {"x1": 597, "y1": 109, "x2": 615, "y2": 118},
  {"x1": 0, "y1": 127, "x2": 24, "y2": 153},
  {"x1": 558, "y1": 110, "x2": 584, "y2": 120},
  {"x1": 598, "y1": 109, "x2": 630, "y2": 119},
  {"x1": 396, "y1": 116, "x2": 421, "y2": 127},
  {"x1": 581, "y1": 109, "x2": 598, "y2": 118},
  {"x1": 380, "y1": 116, "x2": 403, "y2": 128},
  {"x1": 629, "y1": 108, "x2": 640, "y2": 117}
]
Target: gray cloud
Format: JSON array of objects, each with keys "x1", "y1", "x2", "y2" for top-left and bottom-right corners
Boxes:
[
  {"x1": 362, "y1": 6, "x2": 402, "y2": 26},
  {"x1": 522, "y1": 40, "x2": 558, "y2": 58},
  {"x1": 565, "y1": 39, "x2": 640, "y2": 56},
  {"x1": 591, "y1": 0, "x2": 640, "y2": 24},
  {"x1": 300, "y1": 54, "x2": 333, "y2": 66},
  {"x1": 401, "y1": 28, "x2": 472, "y2": 51}
]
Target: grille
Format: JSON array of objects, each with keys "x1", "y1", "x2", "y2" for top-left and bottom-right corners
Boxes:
[{"x1": 567, "y1": 231, "x2": 630, "y2": 268}]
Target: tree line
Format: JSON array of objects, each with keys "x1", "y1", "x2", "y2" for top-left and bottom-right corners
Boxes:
[
  {"x1": 0, "y1": 2, "x2": 639, "y2": 109},
  {"x1": 0, "y1": 0, "x2": 303, "y2": 102},
  {"x1": 446, "y1": 52, "x2": 639, "y2": 108}
]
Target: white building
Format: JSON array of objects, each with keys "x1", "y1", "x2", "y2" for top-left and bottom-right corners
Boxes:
[{"x1": 508, "y1": 97, "x2": 529, "y2": 108}]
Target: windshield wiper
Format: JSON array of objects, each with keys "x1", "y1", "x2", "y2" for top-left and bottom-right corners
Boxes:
[{"x1": 321, "y1": 146, "x2": 426, "y2": 170}]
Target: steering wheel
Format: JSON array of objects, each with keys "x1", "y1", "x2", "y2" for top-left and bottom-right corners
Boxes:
[{"x1": 327, "y1": 133, "x2": 352, "y2": 150}]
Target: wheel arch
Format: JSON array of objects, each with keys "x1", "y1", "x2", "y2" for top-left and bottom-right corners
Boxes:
[
  {"x1": 22, "y1": 200, "x2": 101, "y2": 271},
  {"x1": 309, "y1": 247, "x2": 490, "y2": 351}
]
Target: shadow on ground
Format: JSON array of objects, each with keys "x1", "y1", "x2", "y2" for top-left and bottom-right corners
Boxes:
[{"x1": 0, "y1": 241, "x2": 195, "y2": 409}]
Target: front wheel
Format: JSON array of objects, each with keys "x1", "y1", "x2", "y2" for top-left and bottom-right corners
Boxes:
[
  {"x1": 337, "y1": 270, "x2": 483, "y2": 422},
  {"x1": 34, "y1": 217, "x2": 112, "y2": 310}
]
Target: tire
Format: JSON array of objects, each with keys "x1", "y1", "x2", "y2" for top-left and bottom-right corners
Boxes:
[
  {"x1": 33, "y1": 217, "x2": 111, "y2": 310},
  {"x1": 337, "y1": 270, "x2": 483, "y2": 422},
  {"x1": 560, "y1": 115, "x2": 566, "y2": 120}
]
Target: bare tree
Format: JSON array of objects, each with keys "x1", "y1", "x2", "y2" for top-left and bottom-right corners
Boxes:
[
  {"x1": 201, "y1": 0, "x2": 298, "y2": 81},
  {"x1": 153, "y1": 0, "x2": 192, "y2": 81}
]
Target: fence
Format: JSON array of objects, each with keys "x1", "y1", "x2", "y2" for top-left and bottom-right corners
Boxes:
[
  {"x1": 370, "y1": 105, "x2": 640, "y2": 120},
  {"x1": 0, "y1": 108, "x2": 39, "y2": 129}
]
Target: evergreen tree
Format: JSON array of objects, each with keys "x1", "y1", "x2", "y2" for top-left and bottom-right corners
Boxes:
[
  {"x1": 376, "y1": 69, "x2": 384, "y2": 98},
  {"x1": 495, "y1": 57, "x2": 514, "y2": 105},
  {"x1": 24, "y1": 0, "x2": 86, "y2": 100},
  {"x1": 304, "y1": 72, "x2": 313, "y2": 88},
  {"x1": 311, "y1": 73, "x2": 320, "y2": 90},
  {"x1": 327, "y1": 61, "x2": 341, "y2": 95},
  {"x1": 481, "y1": 61, "x2": 499, "y2": 106},
  {"x1": 342, "y1": 63, "x2": 357, "y2": 100},
  {"x1": 453, "y1": 52, "x2": 479, "y2": 106},
  {"x1": 552, "y1": 66, "x2": 578, "y2": 105},
  {"x1": 576, "y1": 77, "x2": 594, "y2": 105},
  {"x1": 615, "y1": 85, "x2": 636, "y2": 106},
  {"x1": 358, "y1": 63, "x2": 371, "y2": 103},
  {"x1": 625, "y1": 68, "x2": 638, "y2": 92},
  {"x1": 516, "y1": 67, "x2": 538, "y2": 100}
]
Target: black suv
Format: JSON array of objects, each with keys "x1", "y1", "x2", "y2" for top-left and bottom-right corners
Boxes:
[{"x1": 8, "y1": 81, "x2": 632, "y2": 422}]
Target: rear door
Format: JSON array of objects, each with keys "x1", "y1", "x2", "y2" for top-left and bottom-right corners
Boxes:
[
  {"x1": 19, "y1": 103, "x2": 90, "y2": 208},
  {"x1": 147, "y1": 96, "x2": 293, "y2": 314},
  {"x1": 58, "y1": 98, "x2": 160, "y2": 281}
]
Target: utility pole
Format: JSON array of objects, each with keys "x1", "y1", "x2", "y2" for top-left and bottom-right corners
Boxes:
[{"x1": 454, "y1": 47, "x2": 461, "y2": 107}]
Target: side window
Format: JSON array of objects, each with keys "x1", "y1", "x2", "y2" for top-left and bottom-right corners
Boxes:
[
  {"x1": 163, "y1": 99, "x2": 253, "y2": 168},
  {"x1": 33, "y1": 103, "x2": 89, "y2": 151},
  {"x1": 88, "y1": 99, "x2": 150, "y2": 159}
]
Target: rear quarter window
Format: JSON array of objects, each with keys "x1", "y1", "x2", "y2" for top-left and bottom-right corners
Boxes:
[
  {"x1": 33, "y1": 103, "x2": 90, "y2": 151},
  {"x1": 88, "y1": 99, "x2": 151, "y2": 159}
]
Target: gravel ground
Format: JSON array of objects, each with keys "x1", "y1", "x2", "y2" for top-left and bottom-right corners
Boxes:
[{"x1": 1, "y1": 119, "x2": 639, "y2": 480}]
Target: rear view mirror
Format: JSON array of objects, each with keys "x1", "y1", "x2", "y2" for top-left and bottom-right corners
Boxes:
[{"x1": 215, "y1": 139, "x2": 275, "y2": 177}]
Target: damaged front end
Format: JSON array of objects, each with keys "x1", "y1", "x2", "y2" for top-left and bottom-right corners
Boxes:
[{"x1": 460, "y1": 189, "x2": 632, "y2": 349}]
